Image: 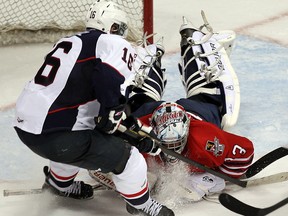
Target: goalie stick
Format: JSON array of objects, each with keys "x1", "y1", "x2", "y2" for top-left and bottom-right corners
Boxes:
[
  {"x1": 219, "y1": 193, "x2": 288, "y2": 216},
  {"x1": 225, "y1": 172, "x2": 288, "y2": 190},
  {"x1": 86, "y1": 171, "x2": 288, "y2": 196},
  {"x1": 4, "y1": 171, "x2": 287, "y2": 197},
  {"x1": 242, "y1": 147, "x2": 288, "y2": 178}
]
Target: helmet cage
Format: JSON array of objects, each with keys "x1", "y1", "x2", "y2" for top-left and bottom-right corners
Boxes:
[
  {"x1": 162, "y1": 136, "x2": 188, "y2": 152},
  {"x1": 111, "y1": 22, "x2": 128, "y2": 37},
  {"x1": 151, "y1": 102, "x2": 190, "y2": 161}
]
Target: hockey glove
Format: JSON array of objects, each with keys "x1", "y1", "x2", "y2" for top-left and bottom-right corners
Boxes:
[
  {"x1": 122, "y1": 116, "x2": 161, "y2": 156},
  {"x1": 137, "y1": 137, "x2": 161, "y2": 156},
  {"x1": 122, "y1": 115, "x2": 153, "y2": 134},
  {"x1": 95, "y1": 104, "x2": 126, "y2": 134},
  {"x1": 179, "y1": 172, "x2": 226, "y2": 202}
]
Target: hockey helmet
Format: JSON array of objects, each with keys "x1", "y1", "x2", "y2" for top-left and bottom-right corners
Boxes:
[
  {"x1": 151, "y1": 102, "x2": 190, "y2": 163},
  {"x1": 85, "y1": 0, "x2": 128, "y2": 38}
]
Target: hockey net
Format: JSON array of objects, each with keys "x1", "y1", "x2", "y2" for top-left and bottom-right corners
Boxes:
[{"x1": 0, "y1": 0, "x2": 153, "y2": 46}]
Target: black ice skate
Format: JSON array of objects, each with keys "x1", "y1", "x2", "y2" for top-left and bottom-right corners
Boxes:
[
  {"x1": 42, "y1": 166, "x2": 93, "y2": 200},
  {"x1": 126, "y1": 199, "x2": 175, "y2": 216}
]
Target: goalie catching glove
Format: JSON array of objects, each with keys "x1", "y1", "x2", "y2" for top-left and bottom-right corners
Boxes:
[
  {"x1": 179, "y1": 172, "x2": 225, "y2": 202},
  {"x1": 122, "y1": 115, "x2": 161, "y2": 156}
]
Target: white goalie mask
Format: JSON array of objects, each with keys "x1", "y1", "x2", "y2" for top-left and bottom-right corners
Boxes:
[
  {"x1": 85, "y1": 0, "x2": 128, "y2": 38},
  {"x1": 151, "y1": 102, "x2": 190, "y2": 163}
]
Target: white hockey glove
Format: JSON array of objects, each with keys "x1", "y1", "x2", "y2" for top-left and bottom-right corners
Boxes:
[
  {"x1": 180, "y1": 172, "x2": 225, "y2": 202},
  {"x1": 95, "y1": 97, "x2": 126, "y2": 134}
]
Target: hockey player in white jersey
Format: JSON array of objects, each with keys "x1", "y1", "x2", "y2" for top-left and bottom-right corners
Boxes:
[{"x1": 13, "y1": 1, "x2": 174, "y2": 215}]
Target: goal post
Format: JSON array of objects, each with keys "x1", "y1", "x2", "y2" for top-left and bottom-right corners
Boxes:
[
  {"x1": 0, "y1": 0, "x2": 153, "y2": 46},
  {"x1": 143, "y1": 0, "x2": 153, "y2": 43}
]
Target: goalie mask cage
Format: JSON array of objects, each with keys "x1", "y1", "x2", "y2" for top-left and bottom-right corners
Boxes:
[{"x1": 0, "y1": 0, "x2": 153, "y2": 46}]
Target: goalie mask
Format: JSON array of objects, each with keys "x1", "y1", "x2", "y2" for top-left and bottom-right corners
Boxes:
[
  {"x1": 151, "y1": 102, "x2": 190, "y2": 163},
  {"x1": 86, "y1": 0, "x2": 128, "y2": 38}
]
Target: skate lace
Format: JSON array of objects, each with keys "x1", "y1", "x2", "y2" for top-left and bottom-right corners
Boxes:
[
  {"x1": 64, "y1": 181, "x2": 82, "y2": 196},
  {"x1": 142, "y1": 199, "x2": 162, "y2": 216}
]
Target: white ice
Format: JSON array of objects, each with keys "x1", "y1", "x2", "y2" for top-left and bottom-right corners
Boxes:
[{"x1": 0, "y1": 0, "x2": 288, "y2": 215}]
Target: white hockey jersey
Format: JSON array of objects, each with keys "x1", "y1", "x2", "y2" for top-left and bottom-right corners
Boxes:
[{"x1": 14, "y1": 29, "x2": 137, "y2": 134}]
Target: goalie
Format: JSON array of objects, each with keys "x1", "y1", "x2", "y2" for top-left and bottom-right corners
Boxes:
[{"x1": 121, "y1": 13, "x2": 254, "y2": 201}]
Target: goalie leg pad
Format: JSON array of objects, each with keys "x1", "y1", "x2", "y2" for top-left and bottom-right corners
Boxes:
[
  {"x1": 127, "y1": 44, "x2": 167, "y2": 105},
  {"x1": 179, "y1": 23, "x2": 240, "y2": 129},
  {"x1": 179, "y1": 31, "x2": 221, "y2": 98},
  {"x1": 218, "y1": 50, "x2": 240, "y2": 129}
]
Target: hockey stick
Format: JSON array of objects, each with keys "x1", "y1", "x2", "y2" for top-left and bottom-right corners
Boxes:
[
  {"x1": 88, "y1": 170, "x2": 116, "y2": 191},
  {"x1": 219, "y1": 193, "x2": 288, "y2": 216},
  {"x1": 4, "y1": 171, "x2": 288, "y2": 198},
  {"x1": 242, "y1": 147, "x2": 288, "y2": 178},
  {"x1": 225, "y1": 172, "x2": 288, "y2": 191},
  {"x1": 118, "y1": 124, "x2": 286, "y2": 188},
  {"x1": 3, "y1": 183, "x2": 109, "y2": 197},
  {"x1": 87, "y1": 146, "x2": 288, "y2": 190}
]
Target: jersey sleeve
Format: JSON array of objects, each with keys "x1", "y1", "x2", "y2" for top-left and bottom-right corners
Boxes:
[
  {"x1": 96, "y1": 34, "x2": 136, "y2": 91},
  {"x1": 185, "y1": 120, "x2": 254, "y2": 178},
  {"x1": 94, "y1": 34, "x2": 136, "y2": 114},
  {"x1": 217, "y1": 132, "x2": 254, "y2": 178}
]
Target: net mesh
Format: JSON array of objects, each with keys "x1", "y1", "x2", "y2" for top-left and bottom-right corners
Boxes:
[{"x1": 0, "y1": 0, "x2": 145, "y2": 46}]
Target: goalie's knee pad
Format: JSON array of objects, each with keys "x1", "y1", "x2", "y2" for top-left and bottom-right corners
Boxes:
[
  {"x1": 178, "y1": 15, "x2": 240, "y2": 129},
  {"x1": 126, "y1": 43, "x2": 166, "y2": 106}
]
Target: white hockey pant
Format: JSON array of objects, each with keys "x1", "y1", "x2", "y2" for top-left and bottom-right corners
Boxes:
[
  {"x1": 48, "y1": 161, "x2": 80, "y2": 191},
  {"x1": 112, "y1": 146, "x2": 151, "y2": 209}
]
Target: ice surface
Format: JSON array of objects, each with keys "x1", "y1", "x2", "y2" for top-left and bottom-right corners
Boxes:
[{"x1": 0, "y1": 0, "x2": 288, "y2": 215}]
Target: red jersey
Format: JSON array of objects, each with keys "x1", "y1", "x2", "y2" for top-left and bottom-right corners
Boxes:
[{"x1": 139, "y1": 114, "x2": 254, "y2": 178}]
